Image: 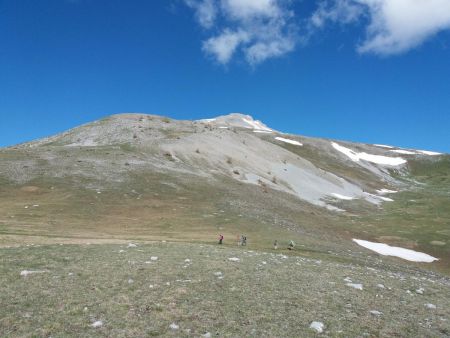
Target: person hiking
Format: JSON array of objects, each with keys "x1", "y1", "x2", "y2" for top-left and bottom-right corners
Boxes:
[
  {"x1": 288, "y1": 240, "x2": 295, "y2": 250},
  {"x1": 218, "y1": 234, "x2": 224, "y2": 245},
  {"x1": 273, "y1": 240, "x2": 278, "y2": 250},
  {"x1": 242, "y1": 235, "x2": 247, "y2": 246}
]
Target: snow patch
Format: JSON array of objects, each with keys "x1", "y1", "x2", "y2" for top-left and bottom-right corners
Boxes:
[
  {"x1": 228, "y1": 257, "x2": 240, "y2": 262},
  {"x1": 275, "y1": 137, "x2": 303, "y2": 146},
  {"x1": 353, "y1": 239, "x2": 438, "y2": 263},
  {"x1": 332, "y1": 142, "x2": 406, "y2": 166},
  {"x1": 150, "y1": 256, "x2": 158, "y2": 261},
  {"x1": 374, "y1": 144, "x2": 394, "y2": 149},
  {"x1": 330, "y1": 193, "x2": 355, "y2": 200},
  {"x1": 364, "y1": 192, "x2": 394, "y2": 202},
  {"x1": 242, "y1": 117, "x2": 272, "y2": 131},
  {"x1": 417, "y1": 150, "x2": 442, "y2": 156},
  {"x1": 390, "y1": 149, "x2": 416, "y2": 155},
  {"x1": 376, "y1": 189, "x2": 398, "y2": 195}
]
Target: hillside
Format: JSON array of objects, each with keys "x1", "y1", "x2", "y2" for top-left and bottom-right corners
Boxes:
[
  {"x1": 1, "y1": 113, "x2": 448, "y2": 267},
  {"x1": 1, "y1": 113, "x2": 450, "y2": 336}
]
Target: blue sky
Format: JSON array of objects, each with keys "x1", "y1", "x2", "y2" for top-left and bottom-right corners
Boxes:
[{"x1": 1, "y1": 0, "x2": 449, "y2": 152}]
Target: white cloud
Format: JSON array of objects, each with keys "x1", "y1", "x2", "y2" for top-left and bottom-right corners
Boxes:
[
  {"x1": 185, "y1": 0, "x2": 297, "y2": 65},
  {"x1": 245, "y1": 35, "x2": 295, "y2": 64},
  {"x1": 310, "y1": 0, "x2": 450, "y2": 55},
  {"x1": 186, "y1": 0, "x2": 450, "y2": 64},
  {"x1": 221, "y1": 0, "x2": 280, "y2": 20},
  {"x1": 203, "y1": 29, "x2": 250, "y2": 63},
  {"x1": 311, "y1": 0, "x2": 364, "y2": 28},
  {"x1": 356, "y1": 0, "x2": 450, "y2": 54},
  {"x1": 185, "y1": 0, "x2": 217, "y2": 28}
]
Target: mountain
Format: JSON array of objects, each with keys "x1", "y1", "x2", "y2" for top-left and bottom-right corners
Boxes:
[{"x1": 0, "y1": 113, "x2": 449, "y2": 271}]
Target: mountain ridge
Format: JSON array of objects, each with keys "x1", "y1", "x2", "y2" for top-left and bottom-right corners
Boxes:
[{"x1": 0, "y1": 112, "x2": 449, "y2": 272}]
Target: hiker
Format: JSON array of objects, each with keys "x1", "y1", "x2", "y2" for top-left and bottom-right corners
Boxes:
[
  {"x1": 219, "y1": 234, "x2": 224, "y2": 245},
  {"x1": 242, "y1": 235, "x2": 247, "y2": 246},
  {"x1": 273, "y1": 240, "x2": 278, "y2": 250},
  {"x1": 288, "y1": 240, "x2": 295, "y2": 250}
]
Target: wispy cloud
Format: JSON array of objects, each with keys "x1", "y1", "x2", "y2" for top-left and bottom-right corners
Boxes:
[
  {"x1": 310, "y1": 0, "x2": 364, "y2": 29},
  {"x1": 185, "y1": 0, "x2": 217, "y2": 29},
  {"x1": 185, "y1": 0, "x2": 450, "y2": 65},
  {"x1": 184, "y1": 0, "x2": 297, "y2": 66}
]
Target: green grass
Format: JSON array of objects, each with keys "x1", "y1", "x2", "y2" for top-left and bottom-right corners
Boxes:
[{"x1": 1, "y1": 243, "x2": 449, "y2": 337}]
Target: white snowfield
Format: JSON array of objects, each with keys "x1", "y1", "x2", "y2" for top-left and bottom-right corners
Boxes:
[
  {"x1": 375, "y1": 143, "x2": 441, "y2": 156},
  {"x1": 274, "y1": 137, "x2": 303, "y2": 146},
  {"x1": 363, "y1": 192, "x2": 394, "y2": 202},
  {"x1": 330, "y1": 193, "x2": 354, "y2": 200},
  {"x1": 332, "y1": 142, "x2": 406, "y2": 166},
  {"x1": 417, "y1": 150, "x2": 442, "y2": 156},
  {"x1": 242, "y1": 117, "x2": 273, "y2": 132},
  {"x1": 200, "y1": 113, "x2": 273, "y2": 132},
  {"x1": 390, "y1": 149, "x2": 416, "y2": 155},
  {"x1": 253, "y1": 130, "x2": 273, "y2": 133},
  {"x1": 376, "y1": 189, "x2": 398, "y2": 195},
  {"x1": 390, "y1": 149, "x2": 442, "y2": 156},
  {"x1": 353, "y1": 239, "x2": 438, "y2": 263}
]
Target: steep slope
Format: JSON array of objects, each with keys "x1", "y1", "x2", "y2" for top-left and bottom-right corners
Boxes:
[{"x1": 0, "y1": 113, "x2": 449, "y2": 271}]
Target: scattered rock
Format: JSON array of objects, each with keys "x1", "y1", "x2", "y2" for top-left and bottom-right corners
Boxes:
[
  {"x1": 150, "y1": 256, "x2": 158, "y2": 261},
  {"x1": 430, "y1": 241, "x2": 446, "y2": 246},
  {"x1": 20, "y1": 270, "x2": 46, "y2": 277},
  {"x1": 310, "y1": 321, "x2": 324, "y2": 333},
  {"x1": 416, "y1": 288, "x2": 424, "y2": 294},
  {"x1": 202, "y1": 332, "x2": 212, "y2": 338},
  {"x1": 91, "y1": 320, "x2": 103, "y2": 328},
  {"x1": 169, "y1": 323, "x2": 179, "y2": 330},
  {"x1": 228, "y1": 257, "x2": 240, "y2": 262},
  {"x1": 370, "y1": 310, "x2": 383, "y2": 316},
  {"x1": 377, "y1": 284, "x2": 385, "y2": 289},
  {"x1": 425, "y1": 303, "x2": 436, "y2": 309},
  {"x1": 346, "y1": 283, "x2": 363, "y2": 290},
  {"x1": 127, "y1": 243, "x2": 137, "y2": 248}
]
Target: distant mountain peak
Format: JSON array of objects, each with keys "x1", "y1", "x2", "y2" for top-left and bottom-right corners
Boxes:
[{"x1": 198, "y1": 113, "x2": 273, "y2": 132}]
